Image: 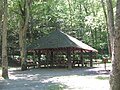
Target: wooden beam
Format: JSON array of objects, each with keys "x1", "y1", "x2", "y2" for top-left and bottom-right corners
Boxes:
[
  {"x1": 50, "y1": 50, "x2": 54, "y2": 67},
  {"x1": 46, "y1": 50, "x2": 50, "y2": 68},
  {"x1": 67, "y1": 48, "x2": 72, "y2": 69},
  {"x1": 38, "y1": 50, "x2": 41, "y2": 68},
  {"x1": 80, "y1": 49, "x2": 84, "y2": 67},
  {"x1": 90, "y1": 51, "x2": 93, "y2": 67}
]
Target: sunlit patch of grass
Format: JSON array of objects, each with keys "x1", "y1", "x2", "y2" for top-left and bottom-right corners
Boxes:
[
  {"x1": 96, "y1": 76, "x2": 109, "y2": 80},
  {"x1": 48, "y1": 84, "x2": 66, "y2": 90}
]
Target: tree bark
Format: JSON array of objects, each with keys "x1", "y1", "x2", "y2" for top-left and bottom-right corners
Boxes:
[
  {"x1": 19, "y1": 0, "x2": 30, "y2": 70},
  {"x1": 0, "y1": 0, "x2": 3, "y2": 35},
  {"x1": 106, "y1": 0, "x2": 115, "y2": 52},
  {"x1": 0, "y1": 0, "x2": 3, "y2": 61},
  {"x1": 101, "y1": 0, "x2": 111, "y2": 57},
  {"x1": 109, "y1": 0, "x2": 120, "y2": 90},
  {"x1": 2, "y1": 0, "x2": 8, "y2": 79},
  {"x1": 67, "y1": 0, "x2": 73, "y2": 31}
]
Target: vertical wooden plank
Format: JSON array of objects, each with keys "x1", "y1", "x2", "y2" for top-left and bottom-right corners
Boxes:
[
  {"x1": 38, "y1": 50, "x2": 41, "y2": 68},
  {"x1": 90, "y1": 51, "x2": 93, "y2": 67},
  {"x1": 67, "y1": 48, "x2": 72, "y2": 69},
  {"x1": 46, "y1": 50, "x2": 50, "y2": 68},
  {"x1": 80, "y1": 49, "x2": 84, "y2": 67},
  {"x1": 50, "y1": 50, "x2": 54, "y2": 67},
  {"x1": 72, "y1": 50, "x2": 75, "y2": 67}
]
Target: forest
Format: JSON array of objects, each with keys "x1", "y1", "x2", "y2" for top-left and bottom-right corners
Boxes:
[
  {"x1": 0, "y1": 0, "x2": 116, "y2": 59},
  {"x1": 1, "y1": 0, "x2": 120, "y2": 90},
  {"x1": 0, "y1": 0, "x2": 116, "y2": 75}
]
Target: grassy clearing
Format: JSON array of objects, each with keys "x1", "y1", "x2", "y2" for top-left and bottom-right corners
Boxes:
[{"x1": 96, "y1": 76, "x2": 109, "y2": 80}]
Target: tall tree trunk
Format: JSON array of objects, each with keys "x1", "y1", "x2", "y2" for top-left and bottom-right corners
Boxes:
[
  {"x1": 2, "y1": 0, "x2": 8, "y2": 79},
  {"x1": 67, "y1": 0, "x2": 73, "y2": 32},
  {"x1": 106, "y1": 0, "x2": 115, "y2": 53},
  {"x1": 109, "y1": 0, "x2": 120, "y2": 90},
  {"x1": 0, "y1": 0, "x2": 3, "y2": 62},
  {"x1": 101, "y1": 0, "x2": 111, "y2": 57},
  {"x1": 19, "y1": 0, "x2": 30, "y2": 70}
]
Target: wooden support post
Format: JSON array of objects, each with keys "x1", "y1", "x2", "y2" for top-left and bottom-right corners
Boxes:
[
  {"x1": 50, "y1": 50, "x2": 54, "y2": 67},
  {"x1": 33, "y1": 51, "x2": 36, "y2": 68},
  {"x1": 80, "y1": 49, "x2": 84, "y2": 67},
  {"x1": 67, "y1": 48, "x2": 72, "y2": 69},
  {"x1": 72, "y1": 50, "x2": 75, "y2": 67},
  {"x1": 46, "y1": 50, "x2": 50, "y2": 68},
  {"x1": 35, "y1": 50, "x2": 40, "y2": 68},
  {"x1": 38, "y1": 50, "x2": 41, "y2": 68},
  {"x1": 90, "y1": 51, "x2": 93, "y2": 67},
  {"x1": 12, "y1": 47, "x2": 15, "y2": 59}
]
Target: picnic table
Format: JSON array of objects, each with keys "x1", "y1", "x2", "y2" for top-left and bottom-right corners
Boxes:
[{"x1": 26, "y1": 59, "x2": 37, "y2": 69}]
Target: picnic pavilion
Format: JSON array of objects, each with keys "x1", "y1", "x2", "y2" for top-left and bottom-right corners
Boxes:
[{"x1": 27, "y1": 30, "x2": 98, "y2": 69}]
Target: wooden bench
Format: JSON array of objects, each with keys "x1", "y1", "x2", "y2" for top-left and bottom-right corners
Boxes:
[{"x1": 26, "y1": 60, "x2": 37, "y2": 69}]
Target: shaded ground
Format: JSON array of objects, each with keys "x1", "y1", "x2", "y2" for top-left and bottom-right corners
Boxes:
[{"x1": 0, "y1": 64, "x2": 111, "y2": 90}]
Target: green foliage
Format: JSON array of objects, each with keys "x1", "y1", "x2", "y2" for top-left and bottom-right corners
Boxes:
[
  {"x1": 48, "y1": 84, "x2": 66, "y2": 90},
  {"x1": 6, "y1": 0, "x2": 117, "y2": 56}
]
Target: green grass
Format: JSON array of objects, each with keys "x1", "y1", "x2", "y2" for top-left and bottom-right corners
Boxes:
[
  {"x1": 96, "y1": 76, "x2": 109, "y2": 80},
  {"x1": 48, "y1": 84, "x2": 66, "y2": 90}
]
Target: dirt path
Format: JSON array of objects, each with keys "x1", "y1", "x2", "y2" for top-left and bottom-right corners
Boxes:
[{"x1": 0, "y1": 64, "x2": 111, "y2": 90}]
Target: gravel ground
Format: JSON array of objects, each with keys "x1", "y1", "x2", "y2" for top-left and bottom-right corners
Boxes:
[{"x1": 0, "y1": 64, "x2": 111, "y2": 90}]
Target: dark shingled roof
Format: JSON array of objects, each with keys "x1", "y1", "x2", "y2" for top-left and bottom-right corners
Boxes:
[{"x1": 27, "y1": 30, "x2": 97, "y2": 52}]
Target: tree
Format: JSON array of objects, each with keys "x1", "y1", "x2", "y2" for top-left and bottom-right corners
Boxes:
[
  {"x1": 101, "y1": 0, "x2": 111, "y2": 56},
  {"x1": 106, "y1": 0, "x2": 115, "y2": 55},
  {"x1": 2, "y1": 0, "x2": 8, "y2": 79},
  {"x1": 109, "y1": 0, "x2": 120, "y2": 89},
  {"x1": 0, "y1": 0, "x2": 3, "y2": 62},
  {"x1": 19, "y1": 0, "x2": 30, "y2": 70},
  {"x1": 6, "y1": 0, "x2": 110, "y2": 63}
]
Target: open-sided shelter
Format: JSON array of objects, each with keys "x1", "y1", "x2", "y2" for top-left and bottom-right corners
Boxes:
[{"x1": 27, "y1": 30, "x2": 97, "y2": 69}]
